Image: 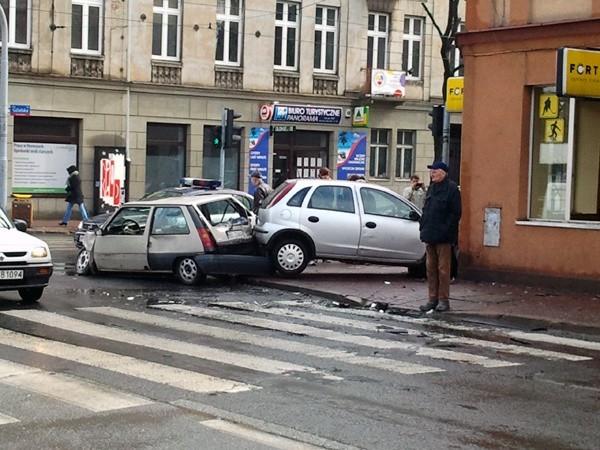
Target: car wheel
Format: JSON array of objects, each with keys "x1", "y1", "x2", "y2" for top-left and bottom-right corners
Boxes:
[
  {"x1": 174, "y1": 257, "x2": 207, "y2": 285},
  {"x1": 18, "y1": 287, "x2": 44, "y2": 303},
  {"x1": 76, "y1": 249, "x2": 98, "y2": 276},
  {"x1": 272, "y1": 239, "x2": 309, "y2": 277}
]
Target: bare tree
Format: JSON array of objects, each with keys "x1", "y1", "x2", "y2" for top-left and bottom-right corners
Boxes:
[{"x1": 422, "y1": 1, "x2": 463, "y2": 100}]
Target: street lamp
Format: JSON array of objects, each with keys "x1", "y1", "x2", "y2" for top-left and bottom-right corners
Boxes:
[{"x1": 0, "y1": 7, "x2": 8, "y2": 210}]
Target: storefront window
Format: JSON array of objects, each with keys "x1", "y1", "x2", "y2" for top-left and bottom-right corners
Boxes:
[
  {"x1": 146, "y1": 123, "x2": 186, "y2": 194},
  {"x1": 530, "y1": 87, "x2": 600, "y2": 222}
]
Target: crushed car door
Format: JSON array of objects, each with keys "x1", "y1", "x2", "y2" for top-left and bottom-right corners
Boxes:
[{"x1": 93, "y1": 206, "x2": 151, "y2": 270}]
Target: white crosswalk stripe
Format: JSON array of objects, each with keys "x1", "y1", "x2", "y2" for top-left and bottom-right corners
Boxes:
[
  {"x1": 0, "y1": 328, "x2": 256, "y2": 395},
  {"x1": 78, "y1": 306, "x2": 444, "y2": 374},
  {"x1": 0, "y1": 358, "x2": 152, "y2": 412},
  {"x1": 245, "y1": 301, "x2": 595, "y2": 362},
  {"x1": 1, "y1": 309, "x2": 341, "y2": 380},
  {"x1": 148, "y1": 304, "x2": 520, "y2": 368}
]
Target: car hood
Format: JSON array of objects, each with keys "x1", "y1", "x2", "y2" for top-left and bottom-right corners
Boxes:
[{"x1": 0, "y1": 228, "x2": 50, "y2": 249}]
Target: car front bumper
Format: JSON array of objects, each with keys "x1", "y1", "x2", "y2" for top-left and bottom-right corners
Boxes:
[{"x1": 0, "y1": 264, "x2": 53, "y2": 291}]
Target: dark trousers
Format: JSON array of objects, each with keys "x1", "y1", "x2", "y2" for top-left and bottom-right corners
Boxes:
[{"x1": 426, "y1": 243, "x2": 452, "y2": 302}]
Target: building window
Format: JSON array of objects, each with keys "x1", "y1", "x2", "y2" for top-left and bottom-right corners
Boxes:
[
  {"x1": 216, "y1": 0, "x2": 242, "y2": 66},
  {"x1": 152, "y1": 0, "x2": 181, "y2": 60},
  {"x1": 395, "y1": 130, "x2": 415, "y2": 179},
  {"x1": 369, "y1": 129, "x2": 389, "y2": 178},
  {"x1": 402, "y1": 16, "x2": 424, "y2": 79},
  {"x1": 274, "y1": 1, "x2": 299, "y2": 71},
  {"x1": 367, "y1": 12, "x2": 388, "y2": 69},
  {"x1": 146, "y1": 123, "x2": 186, "y2": 194},
  {"x1": 314, "y1": 6, "x2": 337, "y2": 73},
  {"x1": 71, "y1": 0, "x2": 103, "y2": 54},
  {"x1": 2, "y1": 0, "x2": 30, "y2": 48},
  {"x1": 449, "y1": 22, "x2": 465, "y2": 77},
  {"x1": 529, "y1": 87, "x2": 600, "y2": 222}
]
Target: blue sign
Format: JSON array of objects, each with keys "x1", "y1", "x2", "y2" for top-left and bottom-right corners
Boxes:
[
  {"x1": 10, "y1": 105, "x2": 30, "y2": 116},
  {"x1": 248, "y1": 127, "x2": 270, "y2": 195},
  {"x1": 337, "y1": 131, "x2": 367, "y2": 180},
  {"x1": 272, "y1": 105, "x2": 342, "y2": 124}
]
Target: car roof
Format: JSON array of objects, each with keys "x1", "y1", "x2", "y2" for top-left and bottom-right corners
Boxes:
[
  {"x1": 282, "y1": 178, "x2": 395, "y2": 192},
  {"x1": 125, "y1": 193, "x2": 238, "y2": 207}
]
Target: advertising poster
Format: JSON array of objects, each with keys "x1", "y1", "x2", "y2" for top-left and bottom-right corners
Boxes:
[
  {"x1": 12, "y1": 143, "x2": 77, "y2": 194},
  {"x1": 337, "y1": 131, "x2": 367, "y2": 180},
  {"x1": 248, "y1": 127, "x2": 270, "y2": 195}
]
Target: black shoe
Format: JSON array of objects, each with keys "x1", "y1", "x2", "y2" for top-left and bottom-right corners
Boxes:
[
  {"x1": 58, "y1": 222, "x2": 68, "y2": 226},
  {"x1": 435, "y1": 302, "x2": 450, "y2": 312},
  {"x1": 419, "y1": 300, "x2": 439, "y2": 311}
]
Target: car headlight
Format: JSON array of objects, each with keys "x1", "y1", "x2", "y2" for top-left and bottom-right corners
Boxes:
[{"x1": 31, "y1": 246, "x2": 49, "y2": 258}]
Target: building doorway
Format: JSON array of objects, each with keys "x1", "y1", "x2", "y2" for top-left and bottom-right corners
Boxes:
[{"x1": 272, "y1": 130, "x2": 329, "y2": 188}]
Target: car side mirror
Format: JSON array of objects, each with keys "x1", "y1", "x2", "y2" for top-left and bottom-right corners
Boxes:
[
  {"x1": 13, "y1": 219, "x2": 27, "y2": 232},
  {"x1": 409, "y1": 210, "x2": 420, "y2": 221},
  {"x1": 95, "y1": 228, "x2": 103, "y2": 236}
]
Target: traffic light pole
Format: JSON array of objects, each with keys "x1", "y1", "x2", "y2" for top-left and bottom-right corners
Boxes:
[
  {"x1": 442, "y1": 107, "x2": 450, "y2": 164},
  {"x1": 219, "y1": 108, "x2": 226, "y2": 185}
]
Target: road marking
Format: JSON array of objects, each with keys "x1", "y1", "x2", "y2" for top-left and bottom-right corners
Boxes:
[
  {"x1": 0, "y1": 358, "x2": 152, "y2": 412},
  {"x1": 506, "y1": 331, "x2": 600, "y2": 352},
  {"x1": 200, "y1": 419, "x2": 323, "y2": 450},
  {"x1": 0, "y1": 329, "x2": 255, "y2": 394},
  {"x1": 149, "y1": 304, "x2": 519, "y2": 369},
  {"x1": 1, "y1": 310, "x2": 340, "y2": 381},
  {"x1": 0, "y1": 412, "x2": 19, "y2": 425},
  {"x1": 79, "y1": 307, "x2": 443, "y2": 374},
  {"x1": 224, "y1": 302, "x2": 593, "y2": 362}
]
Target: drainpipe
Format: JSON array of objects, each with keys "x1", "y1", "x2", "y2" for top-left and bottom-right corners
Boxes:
[
  {"x1": 125, "y1": 0, "x2": 132, "y2": 201},
  {"x1": 0, "y1": 8, "x2": 8, "y2": 210}
]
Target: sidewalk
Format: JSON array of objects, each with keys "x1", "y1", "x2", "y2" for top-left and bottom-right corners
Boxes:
[{"x1": 28, "y1": 219, "x2": 600, "y2": 335}]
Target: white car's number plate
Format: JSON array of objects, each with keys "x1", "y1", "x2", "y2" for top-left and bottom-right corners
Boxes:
[
  {"x1": 0, "y1": 270, "x2": 24, "y2": 280},
  {"x1": 227, "y1": 230, "x2": 244, "y2": 239}
]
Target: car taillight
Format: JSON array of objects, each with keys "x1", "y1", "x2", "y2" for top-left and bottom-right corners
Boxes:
[
  {"x1": 197, "y1": 228, "x2": 216, "y2": 252},
  {"x1": 268, "y1": 182, "x2": 296, "y2": 208}
]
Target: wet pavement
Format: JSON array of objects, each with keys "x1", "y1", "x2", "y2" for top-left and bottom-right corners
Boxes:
[{"x1": 30, "y1": 219, "x2": 600, "y2": 335}]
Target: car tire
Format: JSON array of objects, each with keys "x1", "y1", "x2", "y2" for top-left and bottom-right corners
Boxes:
[
  {"x1": 76, "y1": 249, "x2": 98, "y2": 276},
  {"x1": 174, "y1": 257, "x2": 207, "y2": 285},
  {"x1": 272, "y1": 239, "x2": 309, "y2": 277},
  {"x1": 18, "y1": 287, "x2": 44, "y2": 303}
]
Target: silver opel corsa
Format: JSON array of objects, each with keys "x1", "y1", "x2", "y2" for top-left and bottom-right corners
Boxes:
[{"x1": 253, "y1": 179, "x2": 426, "y2": 277}]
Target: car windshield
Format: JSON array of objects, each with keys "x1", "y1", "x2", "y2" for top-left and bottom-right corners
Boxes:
[
  {"x1": 140, "y1": 189, "x2": 185, "y2": 201},
  {"x1": 0, "y1": 209, "x2": 13, "y2": 230}
]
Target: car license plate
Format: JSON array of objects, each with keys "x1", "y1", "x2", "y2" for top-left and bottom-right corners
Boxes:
[
  {"x1": 227, "y1": 230, "x2": 244, "y2": 239},
  {"x1": 0, "y1": 270, "x2": 23, "y2": 280}
]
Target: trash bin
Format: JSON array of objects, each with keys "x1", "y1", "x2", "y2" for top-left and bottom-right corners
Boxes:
[{"x1": 12, "y1": 194, "x2": 33, "y2": 227}]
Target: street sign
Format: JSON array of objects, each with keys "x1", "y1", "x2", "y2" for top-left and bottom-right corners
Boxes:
[{"x1": 10, "y1": 105, "x2": 30, "y2": 116}]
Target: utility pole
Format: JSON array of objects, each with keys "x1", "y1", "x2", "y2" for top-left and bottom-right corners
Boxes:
[{"x1": 0, "y1": 8, "x2": 8, "y2": 210}]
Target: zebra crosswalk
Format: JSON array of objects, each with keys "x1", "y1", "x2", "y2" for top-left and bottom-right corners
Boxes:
[{"x1": 0, "y1": 299, "x2": 596, "y2": 447}]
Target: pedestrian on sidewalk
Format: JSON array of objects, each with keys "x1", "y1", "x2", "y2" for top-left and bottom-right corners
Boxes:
[
  {"x1": 250, "y1": 171, "x2": 272, "y2": 214},
  {"x1": 402, "y1": 174, "x2": 426, "y2": 209},
  {"x1": 418, "y1": 161, "x2": 462, "y2": 312},
  {"x1": 59, "y1": 165, "x2": 88, "y2": 226}
]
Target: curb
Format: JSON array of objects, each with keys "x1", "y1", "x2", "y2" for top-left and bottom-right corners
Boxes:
[{"x1": 246, "y1": 278, "x2": 600, "y2": 336}]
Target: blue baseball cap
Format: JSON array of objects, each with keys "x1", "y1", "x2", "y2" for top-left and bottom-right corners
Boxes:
[{"x1": 427, "y1": 161, "x2": 449, "y2": 172}]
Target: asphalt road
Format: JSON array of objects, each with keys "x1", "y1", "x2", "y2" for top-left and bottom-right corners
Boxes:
[{"x1": 0, "y1": 234, "x2": 598, "y2": 449}]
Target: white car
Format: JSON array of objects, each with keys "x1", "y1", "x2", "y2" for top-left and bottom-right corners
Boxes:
[
  {"x1": 76, "y1": 194, "x2": 269, "y2": 284},
  {"x1": 253, "y1": 179, "x2": 426, "y2": 277},
  {"x1": 0, "y1": 208, "x2": 53, "y2": 302}
]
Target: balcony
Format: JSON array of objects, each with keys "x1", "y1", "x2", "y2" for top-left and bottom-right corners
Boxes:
[
  {"x1": 273, "y1": 72, "x2": 300, "y2": 93},
  {"x1": 151, "y1": 61, "x2": 182, "y2": 85},
  {"x1": 71, "y1": 55, "x2": 104, "y2": 78},
  {"x1": 313, "y1": 75, "x2": 338, "y2": 95},
  {"x1": 214, "y1": 67, "x2": 243, "y2": 89}
]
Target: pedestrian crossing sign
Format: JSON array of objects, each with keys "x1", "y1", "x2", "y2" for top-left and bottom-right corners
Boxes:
[
  {"x1": 545, "y1": 118, "x2": 564, "y2": 143},
  {"x1": 539, "y1": 94, "x2": 559, "y2": 119}
]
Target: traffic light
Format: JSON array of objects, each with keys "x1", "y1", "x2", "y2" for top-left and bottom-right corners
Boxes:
[
  {"x1": 211, "y1": 126, "x2": 222, "y2": 149},
  {"x1": 224, "y1": 108, "x2": 242, "y2": 148},
  {"x1": 427, "y1": 105, "x2": 444, "y2": 137}
]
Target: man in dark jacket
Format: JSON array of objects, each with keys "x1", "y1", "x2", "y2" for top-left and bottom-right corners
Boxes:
[
  {"x1": 419, "y1": 161, "x2": 462, "y2": 312},
  {"x1": 250, "y1": 170, "x2": 271, "y2": 214},
  {"x1": 59, "y1": 165, "x2": 89, "y2": 225}
]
